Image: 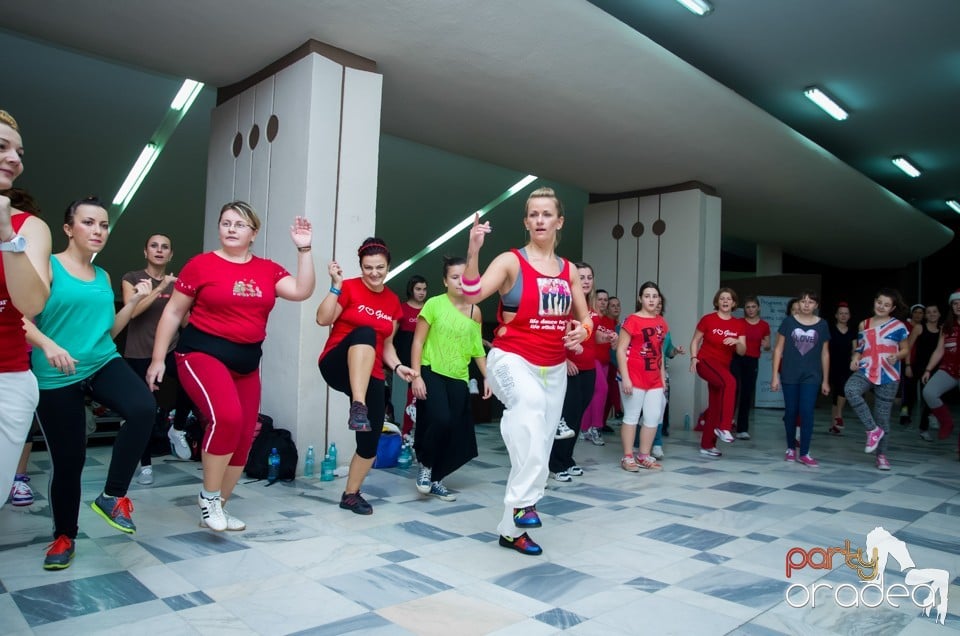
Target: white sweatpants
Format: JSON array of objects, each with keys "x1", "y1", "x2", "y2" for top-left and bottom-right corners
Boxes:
[
  {"x1": 0, "y1": 371, "x2": 38, "y2": 510},
  {"x1": 486, "y1": 348, "x2": 567, "y2": 538}
]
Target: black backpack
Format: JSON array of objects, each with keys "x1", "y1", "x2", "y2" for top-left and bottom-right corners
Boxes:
[{"x1": 244, "y1": 414, "x2": 298, "y2": 482}]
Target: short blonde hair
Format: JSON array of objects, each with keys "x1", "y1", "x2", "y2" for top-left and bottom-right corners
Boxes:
[
  {"x1": 0, "y1": 110, "x2": 19, "y2": 131},
  {"x1": 219, "y1": 200, "x2": 261, "y2": 232}
]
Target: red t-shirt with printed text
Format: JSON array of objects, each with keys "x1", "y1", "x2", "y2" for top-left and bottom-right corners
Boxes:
[
  {"x1": 696, "y1": 312, "x2": 745, "y2": 367},
  {"x1": 399, "y1": 302, "x2": 420, "y2": 333},
  {"x1": 175, "y1": 251, "x2": 289, "y2": 344},
  {"x1": 320, "y1": 277, "x2": 403, "y2": 380},
  {"x1": 622, "y1": 314, "x2": 668, "y2": 389}
]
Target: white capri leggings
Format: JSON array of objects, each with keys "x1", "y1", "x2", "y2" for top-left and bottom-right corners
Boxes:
[
  {"x1": 621, "y1": 386, "x2": 666, "y2": 428},
  {"x1": 0, "y1": 371, "x2": 39, "y2": 511},
  {"x1": 485, "y1": 348, "x2": 567, "y2": 538}
]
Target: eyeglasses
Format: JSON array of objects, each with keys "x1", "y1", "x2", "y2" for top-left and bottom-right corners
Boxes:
[{"x1": 220, "y1": 220, "x2": 252, "y2": 230}]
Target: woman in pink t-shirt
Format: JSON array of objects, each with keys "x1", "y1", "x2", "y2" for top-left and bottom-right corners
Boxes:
[{"x1": 689, "y1": 288, "x2": 746, "y2": 458}]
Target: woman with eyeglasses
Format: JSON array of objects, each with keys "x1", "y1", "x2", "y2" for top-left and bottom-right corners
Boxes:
[
  {"x1": 316, "y1": 238, "x2": 417, "y2": 515},
  {"x1": 0, "y1": 110, "x2": 52, "y2": 516},
  {"x1": 147, "y1": 202, "x2": 315, "y2": 532},
  {"x1": 26, "y1": 196, "x2": 156, "y2": 570}
]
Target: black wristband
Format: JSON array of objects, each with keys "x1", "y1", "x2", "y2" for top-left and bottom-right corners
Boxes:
[{"x1": 393, "y1": 363, "x2": 403, "y2": 374}]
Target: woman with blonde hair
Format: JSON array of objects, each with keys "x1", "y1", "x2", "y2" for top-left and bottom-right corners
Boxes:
[
  {"x1": 148, "y1": 201, "x2": 315, "y2": 531},
  {"x1": 464, "y1": 186, "x2": 592, "y2": 556}
]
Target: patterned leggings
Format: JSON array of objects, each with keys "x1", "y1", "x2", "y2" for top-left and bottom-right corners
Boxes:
[{"x1": 844, "y1": 373, "x2": 898, "y2": 455}]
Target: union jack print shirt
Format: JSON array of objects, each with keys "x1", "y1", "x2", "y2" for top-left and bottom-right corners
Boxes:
[{"x1": 855, "y1": 317, "x2": 909, "y2": 385}]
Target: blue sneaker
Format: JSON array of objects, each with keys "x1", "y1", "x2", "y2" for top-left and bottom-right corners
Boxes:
[
  {"x1": 513, "y1": 506, "x2": 542, "y2": 528},
  {"x1": 91, "y1": 494, "x2": 136, "y2": 534},
  {"x1": 416, "y1": 465, "x2": 432, "y2": 494},
  {"x1": 43, "y1": 535, "x2": 75, "y2": 570},
  {"x1": 429, "y1": 481, "x2": 456, "y2": 501},
  {"x1": 10, "y1": 473, "x2": 34, "y2": 506},
  {"x1": 499, "y1": 532, "x2": 542, "y2": 555}
]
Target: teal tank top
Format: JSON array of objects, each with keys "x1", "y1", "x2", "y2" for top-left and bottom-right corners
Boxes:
[{"x1": 31, "y1": 256, "x2": 120, "y2": 389}]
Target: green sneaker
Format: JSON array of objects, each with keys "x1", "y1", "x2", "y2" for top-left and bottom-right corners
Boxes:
[{"x1": 92, "y1": 494, "x2": 136, "y2": 534}]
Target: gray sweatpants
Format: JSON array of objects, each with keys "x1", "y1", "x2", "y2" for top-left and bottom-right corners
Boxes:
[{"x1": 921, "y1": 370, "x2": 960, "y2": 410}]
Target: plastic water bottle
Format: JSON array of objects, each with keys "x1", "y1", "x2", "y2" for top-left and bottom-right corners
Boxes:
[
  {"x1": 397, "y1": 443, "x2": 413, "y2": 469},
  {"x1": 320, "y1": 454, "x2": 335, "y2": 481},
  {"x1": 267, "y1": 447, "x2": 281, "y2": 482},
  {"x1": 328, "y1": 442, "x2": 337, "y2": 465},
  {"x1": 684, "y1": 414, "x2": 691, "y2": 431},
  {"x1": 304, "y1": 445, "x2": 315, "y2": 478}
]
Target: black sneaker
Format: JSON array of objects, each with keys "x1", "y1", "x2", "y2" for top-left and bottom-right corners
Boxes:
[
  {"x1": 43, "y1": 535, "x2": 76, "y2": 570},
  {"x1": 348, "y1": 401, "x2": 372, "y2": 432},
  {"x1": 339, "y1": 491, "x2": 373, "y2": 515},
  {"x1": 499, "y1": 533, "x2": 543, "y2": 556}
]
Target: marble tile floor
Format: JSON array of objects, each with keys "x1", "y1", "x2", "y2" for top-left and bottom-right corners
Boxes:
[{"x1": 1, "y1": 406, "x2": 959, "y2": 635}]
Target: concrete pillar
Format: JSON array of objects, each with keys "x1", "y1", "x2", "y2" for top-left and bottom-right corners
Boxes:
[
  {"x1": 583, "y1": 186, "x2": 721, "y2": 429},
  {"x1": 756, "y1": 244, "x2": 783, "y2": 276},
  {"x1": 204, "y1": 42, "x2": 382, "y2": 468}
]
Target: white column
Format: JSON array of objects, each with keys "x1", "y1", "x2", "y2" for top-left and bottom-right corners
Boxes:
[
  {"x1": 583, "y1": 187, "x2": 721, "y2": 429},
  {"x1": 205, "y1": 49, "x2": 382, "y2": 468}
]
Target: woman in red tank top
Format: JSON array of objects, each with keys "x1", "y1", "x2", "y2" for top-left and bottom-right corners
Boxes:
[
  {"x1": 462, "y1": 187, "x2": 592, "y2": 557},
  {"x1": 0, "y1": 110, "x2": 52, "y2": 514}
]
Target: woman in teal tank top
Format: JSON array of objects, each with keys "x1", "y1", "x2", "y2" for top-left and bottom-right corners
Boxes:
[{"x1": 24, "y1": 197, "x2": 157, "y2": 571}]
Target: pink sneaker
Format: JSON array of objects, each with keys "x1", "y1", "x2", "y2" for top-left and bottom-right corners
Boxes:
[
  {"x1": 797, "y1": 454, "x2": 819, "y2": 467},
  {"x1": 876, "y1": 454, "x2": 891, "y2": 471},
  {"x1": 784, "y1": 448, "x2": 796, "y2": 461},
  {"x1": 864, "y1": 428, "x2": 885, "y2": 453}
]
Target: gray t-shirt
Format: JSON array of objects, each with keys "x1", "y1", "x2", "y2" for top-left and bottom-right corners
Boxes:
[{"x1": 778, "y1": 315, "x2": 830, "y2": 385}]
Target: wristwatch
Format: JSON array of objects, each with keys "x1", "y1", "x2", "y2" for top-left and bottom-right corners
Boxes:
[{"x1": 0, "y1": 233, "x2": 26, "y2": 253}]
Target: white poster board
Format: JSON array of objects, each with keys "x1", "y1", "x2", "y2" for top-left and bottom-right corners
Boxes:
[{"x1": 754, "y1": 295, "x2": 793, "y2": 408}]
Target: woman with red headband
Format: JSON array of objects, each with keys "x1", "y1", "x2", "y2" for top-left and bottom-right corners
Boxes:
[{"x1": 317, "y1": 237, "x2": 417, "y2": 515}]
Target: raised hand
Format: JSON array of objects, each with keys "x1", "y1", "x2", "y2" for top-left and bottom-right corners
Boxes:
[
  {"x1": 467, "y1": 212, "x2": 491, "y2": 255},
  {"x1": 328, "y1": 260, "x2": 343, "y2": 285},
  {"x1": 290, "y1": 216, "x2": 312, "y2": 248},
  {"x1": 133, "y1": 279, "x2": 153, "y2": 299}
]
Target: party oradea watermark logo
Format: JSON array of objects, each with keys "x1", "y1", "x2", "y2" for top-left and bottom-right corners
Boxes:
[{"x1": 784, "y1": 526, "x2": 950, "y2": 625}]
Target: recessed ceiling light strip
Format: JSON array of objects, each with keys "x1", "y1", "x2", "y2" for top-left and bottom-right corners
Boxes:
[
  {"x1": 385, "y1": 174, "x2": 538, "y2": 282},
  {"x1": 891, "y1": 155, "x2": 921, "y2": 178},
  {"x1": 946, "y1": 200, "x2": 960, "y2": 214},
  {"x1": 675, "y1": 0, "x2": 713, "y2": 16},
  {"x1": 803, "y1": 87, "x2": 849, "y2": 121}
]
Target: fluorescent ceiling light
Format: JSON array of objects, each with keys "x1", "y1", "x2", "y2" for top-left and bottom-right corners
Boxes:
[
  {"x1": 675, "y1": 0, "x2": 713, "y2": 16},
  {"x1": 386, "y1": 175, "x2": 538, "y2": 282},
  {"x1": 947, "y1": 200, "x2": 960, "y2": 214},
  {"x1": 803, "y1": 87, "x2": 849, "y2": 121},
  {"x1": 170, "y1": 79, "x2": 204, "y2": 111},
  {"x1": 891, "y1": 156, "x2": 921, "y2": 178},
  {"x1": 112, "y1": 143, "x2": 159, "y2": 206}
]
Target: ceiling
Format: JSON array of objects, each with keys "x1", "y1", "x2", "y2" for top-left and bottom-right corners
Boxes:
[{"x1": 2, "y1": 0, "x2": 957, "y2": 269}]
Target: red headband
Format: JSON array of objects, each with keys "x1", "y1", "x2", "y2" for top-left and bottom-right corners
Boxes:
[{"x1": 358, "y1": 242, "x2": 388, "y2": 256}]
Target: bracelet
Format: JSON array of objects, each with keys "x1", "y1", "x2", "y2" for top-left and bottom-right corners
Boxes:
[
  {"x1": 461, "y1": 275, "x2": 480, "y2": 286},
  {"x1": 582, "y1": 322, "x2": 593, "y2": 340},
  {"x1": 329, "y1": 286, "x2": 341, "y2": 296},
  {"x1": 297, "y1": 245, "x2": 312, "y2": 253},
  {"x1": 393, "y1": 363, "x2": 403, "y2": 374}
]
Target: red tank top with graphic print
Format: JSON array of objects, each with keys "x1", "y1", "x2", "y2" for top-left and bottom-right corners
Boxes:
[
  {"x1": 0, "y1": 213, "x2": 33, "y2": 373},
  {"x1": 493, "y1": 249, "x2": 572, "y2": 367}
]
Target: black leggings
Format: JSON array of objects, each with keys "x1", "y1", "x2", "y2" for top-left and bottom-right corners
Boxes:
[
  {"x1": 319, "y1": 327, "x2": 384, "y2": 459},
  {"x1": 414, "y1": 366, "x2": 477, "y2": 482},
  {"x1": 730, "y1": 355, "x2": 759, "y2": 433},
  {"x1": 549, "y1": 368, "x2": 595, "y2": 473},
  {"x1": 36, "y1": 357, "x2": 156, "y2": 539}
]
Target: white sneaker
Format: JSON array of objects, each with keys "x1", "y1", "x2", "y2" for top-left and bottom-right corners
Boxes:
[
  {"x1": 136, "y1": 467, "x2": 154, "y2": 485},
  {"x1": 199, "y1": 499, "x2": 246, "y2": 531},
  {"x1": 735, "y1": 432, "x2": 750, "y2": 440},
  {"x1": 715, "y1": 428, "x2": 734, "y2": 443},
  {"x1": 198, "y1": 494, "x2": 227, "y2": 531},
  {"x1": 699, "y1": 447, "x2": 722, "y2": 458},
  {"x1": 587, "y1": 428, "x2": 605, "y2": 446},
  {"x1": 555, "y1": 418, "x2": 575, "y2": 440},
  {"x1": 168, "y1": 427, "x2": 192, "y2": 460},
  {"x1": 551, "y1": 471, "x2": 572, "y2": 482},
  {"x1": 651, "y1": 445, "x2": 664, "y2": 459},
  {"x1": 920, "y1": 430, "x2": 933, "y2": 442}
]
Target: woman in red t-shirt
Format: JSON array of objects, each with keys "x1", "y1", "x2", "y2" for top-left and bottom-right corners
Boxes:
[
  {"x1": 148, "y1": 201, "x2": 315, "y2": 532},
  {"x1": 689, "y1": 288, "x2": 747, "y2": 457},
  {"x1": 0, "y1": 110, "x2": 52, "y2": 514},
  {"x1": 730, "y1": 296, "x2": 770, "y2": 440},
  {"x1": 317, "y1": 238, "x2": 417, "y2": 515}
]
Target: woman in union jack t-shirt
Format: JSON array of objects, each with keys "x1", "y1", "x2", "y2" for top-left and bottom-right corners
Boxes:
[{"x1": 844, "y1": 288, "x2": 910, "y2": 471}]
